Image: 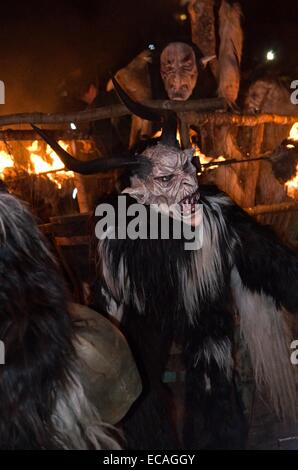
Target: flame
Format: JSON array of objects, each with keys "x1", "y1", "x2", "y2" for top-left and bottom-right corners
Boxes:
[
  {"x1": 0, "y1": 140, "x2": 74, "y2": 188},
  {"x1": 0, "y1": 150, "x2": 14, "y2": 176},
  {"x1": 289, "y1": 122, "x2": 298, "y2": 141},
  {"x1": 285, "y1": 123, "x2": 298, "y2": 199},
  {"x1": 27, "y1": 140, "x2": 73, "y2": 188},
  {"x1": 193, "y1": 145, "x2": 225, "y2": 171}
]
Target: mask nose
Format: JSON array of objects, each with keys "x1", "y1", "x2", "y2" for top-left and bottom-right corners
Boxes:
[
  {"x1": 171, "y1": 73, "x2": 188, "y2": 93},
  {"x1": 172, "y1": 75, "x2": 182, "y2": 92}
]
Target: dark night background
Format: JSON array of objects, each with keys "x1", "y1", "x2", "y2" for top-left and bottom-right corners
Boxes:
[{"x1": 0, "y1": 0, "x2": 296, "y2": 113}]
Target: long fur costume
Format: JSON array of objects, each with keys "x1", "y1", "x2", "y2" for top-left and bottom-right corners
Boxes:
[
  {"x1": 30, "y1": 93, "x2": 298, "y2": 449},
  {"x1": 0, "y1": 193, "x2": 125, "y2": 450},
  {"x1": 95, "y1": 185, "x2": 298, "y2": 449}
]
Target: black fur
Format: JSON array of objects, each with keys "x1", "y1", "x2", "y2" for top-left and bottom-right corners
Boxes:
[
  {"x1": 0, "y1": 195, "x2": 74, "y2": 449},
  {"x1": 222, "y1": 197, "x2": 298, "y2": 313},
  {"x1": 95, "y1": 186, "x2": 298, "y2": 449},
  {"x1": 0, "y1": 194, "x2": 120, "y2": 450},
  {"x1": 94, "y1": 190, "x2": 242, "y2": 448}
]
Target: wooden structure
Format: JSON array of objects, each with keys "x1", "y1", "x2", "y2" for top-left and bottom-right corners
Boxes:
[
  {"x1": 247, "y1": 202, "x2": 298, "y2": 248},
  {"x1": 0, "y1": 103, "x2": 297, "y2": 203},
  {"x1": 0, "y1": 102, "x2": 296, "y2": 449},
  {"x1": 0, "y1": 99, "x2": 297, "y2": 291}
]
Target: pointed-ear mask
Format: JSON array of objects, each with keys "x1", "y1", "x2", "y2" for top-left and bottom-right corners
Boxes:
[
  {"x1": 32, "y1": 77, "x2": 199, "y2": 208},
  {"x1": 111, "y1": 77, "x2": 199, "y2": 206},
  {"x1": 126, "y1": 144, "x2": 199, "y2": 207}
]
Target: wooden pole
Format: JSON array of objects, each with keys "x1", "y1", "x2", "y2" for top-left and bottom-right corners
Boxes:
[
  {"x1": 0, "y1": 107, "x2": 297, "y2": 129},
  {"x1": 0, "y1": 129, "x2": 92, "y2": 141},
  {"x1": 0, "y1": 98, "x2": 226, "y2": 126},
  {"x1": 241, "y1": 124, "x2": 264, "y2": 207},
  {"x1": 245, "y1": 201, "x2": 298, "y2": 215},
  {"x1": 183, "y1": 111, "x2": 298, "y2": 128},
  {"x1": 178, "y1": 113, "x2": 191, "y2": 149}
]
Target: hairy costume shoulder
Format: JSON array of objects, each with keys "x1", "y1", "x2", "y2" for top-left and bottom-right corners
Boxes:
[{"x1": 218, "y1": 190, "x2": 298, "y2": 313}]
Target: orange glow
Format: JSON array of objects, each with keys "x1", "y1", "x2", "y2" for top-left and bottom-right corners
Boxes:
[
  {"x1": 0, "y1": 140, "x2": 74, "y2": 188},
  {"x1": 285, "y1": 123, "x2": 298, "y2": 199},
  {"x1": 27, "y1": 140, "x2": 73, "y2": 188},
  {"x1": 0, "y1": 150, "x2": 14, "y2": 176}
]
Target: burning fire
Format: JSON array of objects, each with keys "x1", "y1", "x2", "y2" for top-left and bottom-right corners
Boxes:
[
  {"x1": 153, "y1": 128, "x2": 225, "y2": 172},
  {"x1": 285, "y1": 122, "x2": 298, "y2": 199},
  {"x1": 188, "y1": 129, "x2": 225, "y2": 170},
  {"x1": 27, "y1": 140, "x2": 74, "y2": 188},
  {"x1": 289, "y1": 122, "x2": 298, "y2": 141},
  {"x1": 192, "y1": 145, "x2": 225, "y2": 172},
  {"x1": 0, "y1": 140, "x2": 74, "y2": 188},
  {"x1": 0, "y1": 150, "x2": 14, "y2": 174}
]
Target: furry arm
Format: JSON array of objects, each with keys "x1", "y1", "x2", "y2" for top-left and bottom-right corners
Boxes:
[{"x1": 228, "y1": 204, "x2": 298, "y2": 313}]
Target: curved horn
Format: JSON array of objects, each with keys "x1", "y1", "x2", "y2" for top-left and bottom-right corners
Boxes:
[
  {"x1": 160, "y1": 111, "x2": 179, "y2": 147},
  {"x1": 31, "y1": 124, "x2": 140, "y2": 175},
  {"x1": 112, "y1": 77, "x2": 161, "y2": 121},
  {"x1": 112, "y1": 77, "x2": 179, "y2": 148}
]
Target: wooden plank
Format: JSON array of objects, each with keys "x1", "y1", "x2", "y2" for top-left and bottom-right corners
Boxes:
[{"x1": 54, "y1": 235, "x2": 90, "y2": 246}]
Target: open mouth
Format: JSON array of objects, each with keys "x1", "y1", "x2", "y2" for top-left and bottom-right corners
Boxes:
[{"x1": 178, "y1": 189, "x2": 200, "y2": 214}]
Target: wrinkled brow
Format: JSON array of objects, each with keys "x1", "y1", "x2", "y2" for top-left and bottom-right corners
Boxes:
[
  {"x1": 152, "y1": 155, "x2": 187, "y2": 177},
  {"x1": 132, "y1": 155, "x2": 153, "y2": 179}
]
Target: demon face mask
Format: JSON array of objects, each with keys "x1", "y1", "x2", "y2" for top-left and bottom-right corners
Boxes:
[
  {"x1": 123, "y1": 144, "x2": 198, "y2": 210},
  {"x1": 160, "y1": 42, "x2": 198, "y2": 101},
  {"x1": 31, "y1": 78, "x2": 200, "y2": 220}
]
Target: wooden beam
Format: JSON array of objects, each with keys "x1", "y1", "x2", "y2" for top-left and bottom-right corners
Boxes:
[
  {"x1": 0, "y1": 104, "x2": 297, "y2": 129},
  {"x1": 184, "y1": 111, "x2": 298, "y2": 127},
  {"x1": 0, "y1": 96, "x2": 297, "y2": 130},
  {"x1": 0, "y1": 98, "x2": 226, "y2": 127},
  {"x1": 0, "y1": 129, "x2": 93, "y2": 141}
]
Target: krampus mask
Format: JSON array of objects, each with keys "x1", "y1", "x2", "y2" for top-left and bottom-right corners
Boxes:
[{"x1": 32, "y1": 78, "x2": 200, "y2": 210}]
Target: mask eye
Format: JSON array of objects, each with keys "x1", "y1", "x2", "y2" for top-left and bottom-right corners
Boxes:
[
  {"x1": 155, "y1": 174, "x2": 174, "y2": 183},
  {"x1": 183, "y1": 161, "x2": 189, "y2": 171}
]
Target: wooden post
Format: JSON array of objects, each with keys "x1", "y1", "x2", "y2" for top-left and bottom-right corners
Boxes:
[
  {"x1": 241, "y1": 124, "x2": 264, "y2": 207},
  {"x1": 188, "y1": 0, "x2": 218, "y2": 78},
  {"x1": 70, "y1": 141, "x2": 93, "y2": 214},
  {"x1": 178, "y1": 113, "x2": 191, "y2": 149}
]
